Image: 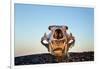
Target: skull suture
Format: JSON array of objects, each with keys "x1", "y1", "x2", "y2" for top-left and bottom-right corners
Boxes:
[{"x1": 41, "y1": 25, "x2": 75, "y2": 62}]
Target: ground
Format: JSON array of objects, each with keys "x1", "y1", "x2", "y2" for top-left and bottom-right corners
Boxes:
[{"x1": 15, "y1": 51, "x2": 94, "y2": 65}]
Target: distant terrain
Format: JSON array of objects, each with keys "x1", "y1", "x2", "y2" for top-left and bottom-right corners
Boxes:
[{"x1": 15, "y1": 51, "x2": 94, "y2": 65}]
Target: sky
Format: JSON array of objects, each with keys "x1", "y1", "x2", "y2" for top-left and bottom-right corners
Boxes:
[{"x1": 14, "y1": 3, "x2": 94, "y2": 57}]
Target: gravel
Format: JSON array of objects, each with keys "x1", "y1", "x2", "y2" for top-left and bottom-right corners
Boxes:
[{"x1": 15, "y1": 51, "x2": 94, "y2": 65}]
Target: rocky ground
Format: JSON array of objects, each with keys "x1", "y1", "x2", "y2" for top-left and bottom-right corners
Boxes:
[{"x1": 15, "y1": 51, "x2": 94, "y2": 65}]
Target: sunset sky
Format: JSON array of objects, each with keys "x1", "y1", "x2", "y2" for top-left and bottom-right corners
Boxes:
[{"x1": 14, "y1": 4, "x2": 94, "y2": 57}]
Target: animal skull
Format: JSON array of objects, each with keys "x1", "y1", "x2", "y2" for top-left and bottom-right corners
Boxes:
[{"x1": 41, "y1": 25, "x2": 75, "y2": 62}]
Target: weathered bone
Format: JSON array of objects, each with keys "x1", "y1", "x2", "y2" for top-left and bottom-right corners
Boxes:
[{"x1": 41, "y1": 25, "x2": 75, "y2": 62}]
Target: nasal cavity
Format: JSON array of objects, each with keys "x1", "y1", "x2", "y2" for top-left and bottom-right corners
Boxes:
[{"x1": 53, "y1": 29, "x2": 63, "y2": 39}]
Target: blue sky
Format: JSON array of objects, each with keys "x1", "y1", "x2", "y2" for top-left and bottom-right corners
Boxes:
[{"x1": 14, "y1": 4, "x2": 94, "y2": 57}]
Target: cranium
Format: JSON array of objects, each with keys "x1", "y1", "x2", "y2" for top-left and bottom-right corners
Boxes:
[{"x1": 41, "y1": 25, "x2": 75, "y2": 62}]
